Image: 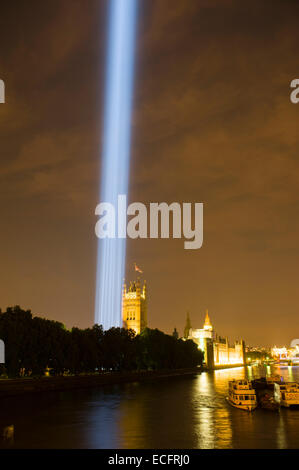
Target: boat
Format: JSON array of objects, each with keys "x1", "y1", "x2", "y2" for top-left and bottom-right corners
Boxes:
[
  {"x1": 266, "y1": 375, "x2": 283, "y2": 385},
  {"x1": 259, "y1": 391, "x2": 280, "y2": 411},
  {"x1": 274, "y1": 382, "x2": 299, "y2": 408},
  {"x1": 227, "y1": 380, "x2": 257, "y2": 411},
  {"x1": 251, "y1": 378, "x2": 280, "y2": 411}
]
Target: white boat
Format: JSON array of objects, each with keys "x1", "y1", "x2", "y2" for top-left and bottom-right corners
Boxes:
[
  {"x1": 274, "y1": 382, "x2": 299, "y2": 408},
  {"x1": 266, "y1": 375, "x2": 283, "y2": 385},
  {"x1": 227, "y1": 380, "x2": 257, "y2": 411}
]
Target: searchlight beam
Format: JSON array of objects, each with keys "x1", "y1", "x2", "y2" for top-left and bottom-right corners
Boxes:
[{"x1": 95, "y1": 0, "x2": 138, "y2": 329}]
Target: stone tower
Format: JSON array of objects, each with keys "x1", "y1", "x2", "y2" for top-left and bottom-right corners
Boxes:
[{"x1": 122, "y1": 279, "x2": 147, "y2": 335}]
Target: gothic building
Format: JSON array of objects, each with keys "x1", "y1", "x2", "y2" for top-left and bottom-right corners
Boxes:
[
  {"x1": 188, "y1": 311, "x2": 245, "y2": 369},
  {"x1": 122, "y1": 279, "x2": 147, "y2": 335}
]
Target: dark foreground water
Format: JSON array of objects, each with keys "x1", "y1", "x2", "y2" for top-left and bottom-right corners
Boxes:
[{"x1": 1, "y1": 365, "x2": 299, "y2": 449}]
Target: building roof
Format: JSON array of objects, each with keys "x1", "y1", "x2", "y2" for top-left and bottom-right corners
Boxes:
[{"x1": 204, "y1": 310, "x2": 213, "y2": 330}]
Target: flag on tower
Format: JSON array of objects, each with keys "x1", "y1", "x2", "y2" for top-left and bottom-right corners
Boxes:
[{"x1": 134, "y1": 263, "x2": 143, "y2": 274}]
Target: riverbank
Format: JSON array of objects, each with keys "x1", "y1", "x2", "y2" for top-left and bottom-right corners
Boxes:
[
  {"x1": 0, "y1": 367, "x2": 201, "y2": 398},
  {"x1": 201, "y1": 363, "x2": 245, "y2": 371},
  {"x1": 213, "y1": 363, "x2": 245, "y2": 370}
]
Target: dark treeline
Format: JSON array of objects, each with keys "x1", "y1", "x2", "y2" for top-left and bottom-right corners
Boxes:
[{"x1": 0, "y1": 306, "x2": 203, "y2": 377}]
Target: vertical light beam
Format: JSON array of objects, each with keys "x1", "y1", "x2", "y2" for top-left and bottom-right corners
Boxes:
[{"x1": 95, "y1": 0, "x2": 138, "y2": 329}]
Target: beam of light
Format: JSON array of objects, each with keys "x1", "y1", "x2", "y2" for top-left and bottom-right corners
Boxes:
[{"x1": 95, "y1": 0, "x2": 138, "y2": 330}]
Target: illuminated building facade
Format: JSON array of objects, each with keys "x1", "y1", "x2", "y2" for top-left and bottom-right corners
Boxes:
[
  {"x1": 188, "y1": 311, "x2": 245, "y2": 369},
  {"x1": 122, "y1": 279, "x2": 147, "y2": 335},
  {"x1": 272, "y1": 345, "x2": 299, "y2": 364}
]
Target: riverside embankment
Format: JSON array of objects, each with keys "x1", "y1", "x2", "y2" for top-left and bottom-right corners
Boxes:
[{"x1": 0, "y1": 367, "x2": 201, "y2": 398}]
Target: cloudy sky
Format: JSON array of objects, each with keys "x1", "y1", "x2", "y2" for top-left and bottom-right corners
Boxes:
[{"x1": 0, "y1": 0, "x2": 299, "y2": 346}]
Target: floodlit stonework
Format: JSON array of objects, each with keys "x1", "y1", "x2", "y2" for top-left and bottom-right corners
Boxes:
[
  {"x1": 122, "y1": 279, "x2": 147, "y2": 335},
  {"x1": 187, "y1": 311, "x2": 245, "y2": 369}
]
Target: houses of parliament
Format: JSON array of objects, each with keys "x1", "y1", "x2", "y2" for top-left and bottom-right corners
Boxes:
[
  {"x1": 122, "y1": 279, "x2": 147, "y2": 335},
  {"x1": 185, "y1": 311, "x2": 245, "y2": 369},
  {"x1": 122, "y1": 279, "x2": 245, "y2": 369}
]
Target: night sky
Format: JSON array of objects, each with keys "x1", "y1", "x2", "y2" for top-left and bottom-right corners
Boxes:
[{"x1": 0, "y1": 0, "x2": 299, "y2": 347}]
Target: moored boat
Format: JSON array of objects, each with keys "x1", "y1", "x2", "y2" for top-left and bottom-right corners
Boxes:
[
  {"x1": 274, "y1": 382, "x2": 299, "y2": 408},
  {"x1": 266, "y1": 375, "x2": 283, "y2": 385},
  {"x1": 259, "y1": 393, "x2": 280, "y2": 411},
  {"x1": 227, "y1": 380, "x2": 257, "y2": 411},
  {"x1": 251, "y1": 378, "x2": 280, "y2": 411}
]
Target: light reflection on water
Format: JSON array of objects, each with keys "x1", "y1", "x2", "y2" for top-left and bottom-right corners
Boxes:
[{"x1": 1, "y1": 365, "x2": 299, "y2": 449}]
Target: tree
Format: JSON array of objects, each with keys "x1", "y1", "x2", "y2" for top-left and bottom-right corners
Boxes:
[{"x1": 0, "y1": 307, "x2": 203, "y2": 377}]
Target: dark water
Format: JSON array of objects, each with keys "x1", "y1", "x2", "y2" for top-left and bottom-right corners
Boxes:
[{"x1": 1, "y1": 365, "x2": 299, "y2": 449}]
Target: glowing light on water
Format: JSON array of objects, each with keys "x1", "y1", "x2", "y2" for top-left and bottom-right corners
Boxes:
[{"x1": 95, "y1": 0, "x2": 138, "y2": 329}]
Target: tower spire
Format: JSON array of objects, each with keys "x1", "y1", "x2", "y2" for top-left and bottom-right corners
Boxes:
[
  {"x1": 203, "y1": 310, "x2": 213, "y2": 331},
  {"x1": 184, "y1": 311, "x2": 192, "y2": 339}
]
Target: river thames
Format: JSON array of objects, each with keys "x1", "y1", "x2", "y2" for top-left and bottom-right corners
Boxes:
[{"x1": 1, "y1": 365, "x2": 299, "y2": 449}]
